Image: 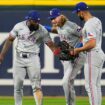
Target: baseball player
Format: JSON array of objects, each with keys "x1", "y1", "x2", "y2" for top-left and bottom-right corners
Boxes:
[
  {"x1": 72, "y1": 2, "x2": 105, "y2": 105},
  {"x1": 0, "y1": 10, "x2": 60, "y2": 105},
  {"x1": 46, "y1": 8, "x2": 86, "y2": 105}
]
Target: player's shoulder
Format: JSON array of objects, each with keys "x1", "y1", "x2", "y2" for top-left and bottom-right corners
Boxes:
[
  {"x1": 85, "y1": 17, "x2": 101, "y2": 26},
  {"x1": 93, "y1": 17, "x2": 102, "y2": 25},
  {"x1": 65, "y1": 21, "x2": 81, "y2": 32},
  {"x1": 14, "y1": 21, "x2": 26, "y2": 29},
  {"x1": 39, "y1": 24, "x2": 48, "y2": 33},
  {"x1": 67, "y1": 20, "x2": 80, "y2": 28},
  {"x1": 92, "y1": 17, "x2": 101, "y2": 22}
]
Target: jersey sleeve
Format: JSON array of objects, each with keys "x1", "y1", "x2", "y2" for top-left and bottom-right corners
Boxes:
[
  {"x1": 85, "y1": 24, "x2": 96, "y2": 41},
  {"x1": 57, "y1": 24, "x2": 82, "y2": 38},
  {"x1": 9, "y1": 24, "x2": 18, "y2": 38},
  {"x1": 43, "y1": 30, "x2": 52, "y2": 43},
  {"x1": 70, "y1": 22, "x2": 83, "y2": 37},
  {"x1": 73, "y1": 26, "x2": 82, "y2": 37},
  {"x1": 57, "y1": 27, "x2": 74, "y2": 36}
]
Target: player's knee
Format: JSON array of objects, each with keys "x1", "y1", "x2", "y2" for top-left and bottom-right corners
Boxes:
[
  {"x1": 85, "y1": 82, "x2": 97, "y2": 92},
  {"x1": 14, "y1": 78, "x2": 24, "y2": 87},
  {"x1": 85, "y1": 83, "x2": 90, "y2": 92},
  {"x1": 62, "y1": 79, "x2": 69, "y2": 87},
  {"x1": 62, "y1": 78, "x2": 74, "y2": 87},
  {"x1": 70, "y1": 79, "x2": 74, "y2": 85},
  {"x1": 14, "y1": 87, "x2": 23, "y2": 94},
  {"x1": 62, "y1": 79, "x2": 73, "y2": 88},
  {"x1": 32, "y1": 81, "x2": 41, "y2": 92}
]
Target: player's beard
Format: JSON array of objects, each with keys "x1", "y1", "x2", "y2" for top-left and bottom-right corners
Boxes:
[
  {"x1": 28, "y1": 24, "x2": 39, "y2": 31},
  {"x1": 79, "y1": 16, "x2": 84, "y2": 21}
]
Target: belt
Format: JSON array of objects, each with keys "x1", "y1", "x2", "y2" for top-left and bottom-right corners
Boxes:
[{"x1": 16, "y1": 52, "x2": 39, "y2": 58}]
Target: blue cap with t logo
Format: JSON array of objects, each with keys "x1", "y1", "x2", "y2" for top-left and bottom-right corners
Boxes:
[
  {"x1": 48, "y1": 8, "x2": 61, "y2": 19},
  {"x1": 25, "y1": 10, "x2": 40, "y2": 22},
  {"x1": 72, "y1": 2, "x2": 89, "y2": 13}
]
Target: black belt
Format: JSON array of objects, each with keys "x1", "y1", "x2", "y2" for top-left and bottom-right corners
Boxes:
[
  {"x1": 21, "y1": 53, "x2": 29, "y2": 58},
  {"x1": 17, "y1": 52, "x2": 40, "y2": 58}
]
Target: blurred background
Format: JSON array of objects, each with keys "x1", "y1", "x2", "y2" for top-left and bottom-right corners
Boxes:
[{"x1": 0, "y1": 0, "x2": 105, "y2": 97}]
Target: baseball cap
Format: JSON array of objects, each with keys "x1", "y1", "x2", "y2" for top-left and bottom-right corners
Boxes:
[
  {"x1": 48, "y1": 8, "x2": 61, "y2": 19},
  {"x1": 72, "y1": 2, "x2": 89, "y2": 13},
  {"x1": 25, "y1": 10, "x2": 40, "y2": 22}
]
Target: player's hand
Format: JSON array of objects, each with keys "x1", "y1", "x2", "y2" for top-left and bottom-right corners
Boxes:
[
  {"x1": 70, "y1": 48, "x2": 80, "y2": 56},
  {"x1": 0, "y1": 54, "x2": 4, "y2": 64}
]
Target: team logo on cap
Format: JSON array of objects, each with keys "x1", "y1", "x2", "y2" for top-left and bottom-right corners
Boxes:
[
  {"x1": 37, "y1": 18, "x2": 40, "y2": 21},
  {"x1": 50, "y1": 10, "x2": 53, "y2": 16}
]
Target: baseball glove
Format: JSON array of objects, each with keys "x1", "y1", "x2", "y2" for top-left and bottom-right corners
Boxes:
[{"x1": 57, "y1": 41, "x2": 76, "y2": 61}]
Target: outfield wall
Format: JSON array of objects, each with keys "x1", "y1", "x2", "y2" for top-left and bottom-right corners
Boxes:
[{"x1": 0, "y1": 6, "x2": 105, "y2": 96}]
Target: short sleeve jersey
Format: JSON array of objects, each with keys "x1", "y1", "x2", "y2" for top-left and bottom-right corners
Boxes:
[
  {"x1": 82, "y1": 17, "x2": 102, "y2": 50},
  {"x1": 10, "y1": 21, "x2": 51, "y2": 53},
  {"x1": 57, "y1": 21, "x2": 82, "y2": 47}
]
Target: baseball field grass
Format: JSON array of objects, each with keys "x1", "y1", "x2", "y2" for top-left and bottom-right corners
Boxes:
[{"x1": 0, "y1": 96, "x2": 105, "y2": 105}]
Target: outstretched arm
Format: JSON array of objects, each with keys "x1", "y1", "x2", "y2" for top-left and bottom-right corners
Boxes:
[
  {"x1": 0, "y1": 34, "x2": 15, "y2": 63},
  {"x1": 46, "y1": 41, "x2": 61, "y2": 55},
  {"x1": 44, "y1": 25, "x2": 58, "y2": 34}
]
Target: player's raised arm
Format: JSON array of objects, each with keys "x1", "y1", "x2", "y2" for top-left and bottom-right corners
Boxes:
[{"x1": 44, "y1": 24, "x2": 58, "y2": 34}]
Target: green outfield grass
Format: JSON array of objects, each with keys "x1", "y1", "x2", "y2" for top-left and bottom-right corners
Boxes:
[{"x1": 0, "y1": 96, "x2": 105, "y2": 105}]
